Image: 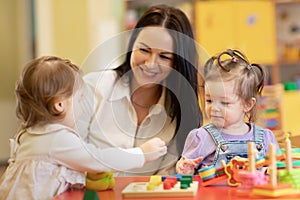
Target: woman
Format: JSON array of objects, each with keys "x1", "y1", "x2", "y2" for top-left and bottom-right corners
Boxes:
[{"x1": 80, "y1": 4, "x2": 203, "y2": 175}]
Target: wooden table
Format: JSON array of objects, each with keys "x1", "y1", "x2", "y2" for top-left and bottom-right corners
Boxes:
[{"x1": 53, "y1": 176, "x2": 300, "y2": 200}]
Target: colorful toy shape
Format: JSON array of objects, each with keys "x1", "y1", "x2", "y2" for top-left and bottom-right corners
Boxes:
[
  {"x1": 121, "y1": 174, "x2": 198, "y2": 198},
  {"x1": 236, "y1": 142, "x2": 269, "y2": 191},
  {"x1": 198, "y1": 165, "x2": 227, "y2": 186},
  {"x1": 83, "y1": 189, "x2": 99, "y2": 200},
  {"x1": 85, "y1": 172, "x2": 115, "y2": 191},
  {"x1": 277, "y1": 169, "x2": 300, "y2": 189},
  {"x1": 276, "y1": 136, "x2": 300, "y2": 190},
  {"x1": 277, "y1": 147, "x2": 300, "y2": 168},
  {"x1": 252, "y1": 143, "x2": 294, "y2": 197},
  {"x1": 252, "y1": 183, "x2": 294, "y2": 197},
  {"x1": 223, "y1": 157, "x2": 247, "y2": 186}
]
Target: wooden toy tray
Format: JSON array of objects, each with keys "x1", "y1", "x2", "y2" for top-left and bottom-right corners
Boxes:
[{"x1": 121, "y1": 181, "x2": 198, "y2": 198}]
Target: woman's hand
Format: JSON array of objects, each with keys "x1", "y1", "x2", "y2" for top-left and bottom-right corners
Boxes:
[
  {"x1": 140, "y1": 137, "x2": 167, "y2": 162},
  {"x1": 176, "y1": 156, "x2": 203, "y2": 174}
]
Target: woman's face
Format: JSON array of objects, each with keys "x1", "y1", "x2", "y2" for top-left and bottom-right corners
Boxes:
[{"x1": 130, "y1": 27, "x2": 175, "y2": 88}]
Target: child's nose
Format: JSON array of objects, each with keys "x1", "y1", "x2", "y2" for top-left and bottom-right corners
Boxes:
[{"x1": 211, "y1": 102, "x2": 221, "y2": 111}]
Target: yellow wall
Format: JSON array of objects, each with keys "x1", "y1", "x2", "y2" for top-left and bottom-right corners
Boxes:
[
  {"x1": 35, "y1": 0, "x2": 124, "y2": 66},
  {"x1": 52, "y1": 0, "x2": 89, "y2": 65},
  {"x1": 0, "y1": 0, "x2": 19, "y2": 99},
  {"x1": 0, "y1": 0, "x2": 23, "y2": 161},
  {"x1": 282, "y1": 91, "x2": 300, "y2": 136},
  {"x1": 35, "y1": 0, "x2": 89, "y2": 65}
]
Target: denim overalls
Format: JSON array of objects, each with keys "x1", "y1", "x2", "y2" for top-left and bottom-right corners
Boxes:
[{"x1": 203, "y1": 123, "x2": 265, "y2": 169}]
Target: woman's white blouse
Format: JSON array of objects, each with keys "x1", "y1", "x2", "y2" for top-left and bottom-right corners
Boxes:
[{"x1": 80, "y1": 70, "x2": 178, "y2": 175}]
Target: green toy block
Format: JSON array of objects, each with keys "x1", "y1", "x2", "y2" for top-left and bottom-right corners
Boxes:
[{"x1": 83, "y1": 189, "x2": 99, "y2": 200}]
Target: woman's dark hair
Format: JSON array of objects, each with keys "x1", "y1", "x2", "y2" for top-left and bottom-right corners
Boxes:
[{"x1": 114, "y1": 5, "x2": 202, "y2": 153}]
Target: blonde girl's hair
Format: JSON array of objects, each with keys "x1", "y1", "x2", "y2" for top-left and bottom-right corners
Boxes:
[
  {"x1": 204, "y1": 49, "x2": 265, "y2": 122},
  {"x1": 15, "y1": 56, "x2": 81, "y2": 128}
]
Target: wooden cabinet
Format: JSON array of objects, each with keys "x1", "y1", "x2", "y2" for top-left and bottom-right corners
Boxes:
[
  {"x1": 275, "y1": 1, "x2": 300, "y2": 84},
  {"x1": 195, "y1": 0, "x2": 277, "y2": 82},
  {"x1": 195, "y1": 0, "x2": 300, "y2": 84}
]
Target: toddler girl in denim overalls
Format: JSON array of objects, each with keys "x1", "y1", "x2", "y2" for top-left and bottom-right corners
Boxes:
[{"x1": 176, "y1": 49, "x2": 279, "y2": 174}]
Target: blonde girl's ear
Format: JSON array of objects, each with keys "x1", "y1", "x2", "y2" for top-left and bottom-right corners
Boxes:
[
  {"x1": 53, "y1": 99, "x2": 65, "y2": 114},
  {"x1": 244, "y1": 97, "x2": 256, "y2": 113}
]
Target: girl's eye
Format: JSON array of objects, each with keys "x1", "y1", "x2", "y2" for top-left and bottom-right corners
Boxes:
[
  {"x1": 206, "y1": 99, "x2": 212, "y2": 103},
  {"x1": 221, "y1": 102, "x2": 230, "y2": 105}
]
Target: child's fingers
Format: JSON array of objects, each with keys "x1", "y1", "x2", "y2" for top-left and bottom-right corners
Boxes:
[{"x1": 191, "y1": 157, "x2": 203, "y2": 166}]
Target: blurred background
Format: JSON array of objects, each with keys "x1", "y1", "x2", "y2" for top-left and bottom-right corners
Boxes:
[{"x1": 1, "y1": 0, "x2": 300, "y2": 163}]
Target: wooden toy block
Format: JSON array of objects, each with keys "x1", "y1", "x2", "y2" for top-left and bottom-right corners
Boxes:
[
  {"x1": 83, "y1": 189, "x2": 99, "y2": 200},
  {"x1": 199, "y1": 165, "x2": 216, "y2": 181},
  {"x1": 149, "y1": 175, "x2": 162, "y2": 186},
  {"x1": 180, "y1": 174, "x2": 193, "y2": 189},
  {"x1": 238, "y1": 171, "x2": 268, "y2": 190},
  {"x1": 163, "y1": 177, "x2": 177, "y2": 190},
  {"x1": 162, "y1": 174, "x2": 182, "y2": 181},
  {"x1": 147, "y1": 175, "x2": 162, "y2": 190},
  {"x1": 198, "y1": 164, "x2": 228, "y2": 186},
  {"x1": 201, "y1": 175, "x2": 227, "y2": 186},
  {"x1": 122, "y1": 176, "x2": 199, "y2": 198},
  {"x1": 277, "y1": 169, "x2": 300, "y2": 189},
  {"x1": 252, "y1": 184, "x2": 293, "y2": 197},
  {"x1": 255, "y1": 156, "x2": 267, "y2": 168}
]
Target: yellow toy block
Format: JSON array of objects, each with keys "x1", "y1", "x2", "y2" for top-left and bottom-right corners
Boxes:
[{"x1": 147, "y1": 175, "x2": 162, "y2": 190}]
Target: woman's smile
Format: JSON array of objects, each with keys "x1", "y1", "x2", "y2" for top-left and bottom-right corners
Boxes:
[{"x1": 139, "y1": 66, "x2": 159, "y2": 78}]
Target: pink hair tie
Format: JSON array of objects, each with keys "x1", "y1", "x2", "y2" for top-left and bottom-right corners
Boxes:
[{"x1": 232, "y1": 57, "x2": 237, "y2": 62}]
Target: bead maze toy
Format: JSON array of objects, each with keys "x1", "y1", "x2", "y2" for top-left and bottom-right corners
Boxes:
[
  {"x1": 197, "y1": 137, "x2": 300, "y2": 198},
  {"x1": 247, "y1": 135, "x2": 300, "y2": 198},
  {"x1": 121, "y1": 174, "x2": 198, "y2": 198},
  {"x1": 252, "y1": 143, "x2": 294, "y2": 197}
]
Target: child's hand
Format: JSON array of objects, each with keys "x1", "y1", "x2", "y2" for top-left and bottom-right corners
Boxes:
[
  {"x1": 140, "y1": 137, "x2": 167, "y2": 162},
  {"x1": 176, "y1": 156, "x2": 203, "y2": 174}
]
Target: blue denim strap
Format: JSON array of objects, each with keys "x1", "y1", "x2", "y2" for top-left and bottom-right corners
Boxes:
[
  {"x1": 253, "y1": 124, "x2": 265, "y2": 153},
  {"x1": 203, "y1": 123, "x2": 226, "y2": 145}
]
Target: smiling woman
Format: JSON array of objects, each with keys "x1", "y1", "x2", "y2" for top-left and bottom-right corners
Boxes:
[
  {"x1": 131, "y1": 27, "x2": 175, "y2": 91},
  {"x1": 79, "y1": 4, "x2": 203, "y2": 176}
]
